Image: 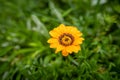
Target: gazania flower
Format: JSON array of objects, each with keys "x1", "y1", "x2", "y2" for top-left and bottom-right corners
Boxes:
[{"x1": 47, "y1": 24, "x2": 84, "y2": 56}]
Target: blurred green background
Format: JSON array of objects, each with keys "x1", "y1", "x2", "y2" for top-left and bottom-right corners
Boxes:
[{"x1": 0, "y1": 0, "x2": 120, "y2": 80}]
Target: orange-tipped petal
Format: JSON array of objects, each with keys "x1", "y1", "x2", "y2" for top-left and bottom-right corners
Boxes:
[{"x1": 62, "y1": 49, "x2": 68, "y2": 56}]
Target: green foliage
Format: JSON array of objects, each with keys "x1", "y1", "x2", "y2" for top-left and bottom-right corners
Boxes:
[{"x1": 0, "y1": 0, "x2": 120, "y2": 80}]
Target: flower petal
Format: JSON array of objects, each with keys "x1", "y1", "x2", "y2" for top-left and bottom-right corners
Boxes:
[
  {"x1": 73, "y1": 38, "x2": 84, "y2": 45},
  {"x1": 57, "y1": 24, "x2": 66, "y2": 33},
  {"x1": 58, "y1": 24, "x2": 65, "y2": 28},
  {"x1": 73, "y1": 45, "x2": 81, "y2": 53},
  {"x1": 62, "y1": 49, "x2": 68, "y2": 56},
  {"x1": 65, "y1": 45, "x2": 81, "y2": 53},
  {"x1": 47, "y1": 38, "x2": 58, "y2": 43},
  {"x1": 49, "y1": 24, "x2": 66, "y2": 38},
  {"x1": 66, "y1": 46, "x2": 74, "y2": 54},
  {"x1": 50, "y1": 43, "x2": 59, "y2": 48},
  {"x1": 55, "y1": 45, "x2": 64, "y2": 53},
  {"x1": 49, "y1": 30, "x2": 59, "y2": 38}
]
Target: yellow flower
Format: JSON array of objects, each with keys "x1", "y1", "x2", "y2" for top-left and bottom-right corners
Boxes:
[{"x1": 47, "y1": 24, "x2": 84, "y2": 56}]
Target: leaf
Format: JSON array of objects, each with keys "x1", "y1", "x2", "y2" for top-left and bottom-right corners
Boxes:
[
  {"x1": 0, "y1": 47, "x2": 12, "y2": 56},
  {"x1": 62, "y1": 8, "x2": 72, "y2": 17},
  {"x1": 31, "y1": 14, "x2": 49, "y2": 38},
  {"x1": 49, "y1": 1, "x2": 64, "y2": 22}
]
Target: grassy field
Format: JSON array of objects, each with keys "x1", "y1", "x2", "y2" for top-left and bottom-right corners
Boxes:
[{"x1": 0, "y1": 0, "x2": 120, "y2": 80}]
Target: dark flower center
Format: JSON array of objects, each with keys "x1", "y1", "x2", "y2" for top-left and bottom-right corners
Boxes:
[{"x1": 59, "y1": 33, "x2": 74, "y2": 46}]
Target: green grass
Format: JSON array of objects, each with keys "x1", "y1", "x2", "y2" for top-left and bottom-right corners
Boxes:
[{"x1": 0, "y1": 0, "x2": 120, "y2": 80}]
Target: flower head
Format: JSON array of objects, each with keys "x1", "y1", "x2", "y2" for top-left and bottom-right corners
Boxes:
[{"x1": 47, "y1": 24, "x2": 84, "y2": 56}]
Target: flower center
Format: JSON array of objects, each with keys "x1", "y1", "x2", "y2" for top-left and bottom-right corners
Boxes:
[{"x1": 59, "y1": 33, "x2": 74, "y2": 46}]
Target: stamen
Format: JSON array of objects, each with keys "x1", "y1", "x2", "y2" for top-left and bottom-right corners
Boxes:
[{"x1": 59, "y1": 33, "x2": 74, "y2": 46}]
